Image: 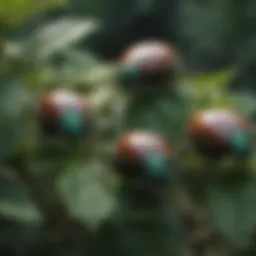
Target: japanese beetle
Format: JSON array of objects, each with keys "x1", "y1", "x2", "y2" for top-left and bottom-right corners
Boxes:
[
  {"x1": 119, "y1": 41, "x2": 180, "y2": 89},
  {"x1": 188, "y1": 108, "x2": 252, "y2": 158},
  {"x1": 38, "y1": 89, "x2": 93, "y2": 138},
  {"x1": 113, "y1": 131, "x2": 173, "y2": 182}
]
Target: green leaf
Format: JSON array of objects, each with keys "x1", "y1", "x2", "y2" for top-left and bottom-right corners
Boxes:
[
  {"x1": 0, "y1": 0, "x2": 67, "y2": 27},
  {"x1": 205, "y1": 179, "x2": 256, "y2": 248},
  {"x1": 189, "y1": 69, "x2": 235, "y2": 109},
  {"x1": 124, "y1": 89, "x2": 191, "y2": 148},
  {"x1": 192, "y1": 69, "x2": 234, "y2": 90},
  {"x1": 57, "y1": 161, "x2": 117, "y2": 229},
  {"x1": 0, "y1": 80, "x2": 29, "y2": 160},
  {"x1": 0, "y1": 178, "x2": 41, "y2": 222},
  {"x1": 231, "y1": 93, "x2": 256, "y2": 118}
]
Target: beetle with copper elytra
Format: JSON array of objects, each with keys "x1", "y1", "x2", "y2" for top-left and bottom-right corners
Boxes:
[
  {"x1": 38, "y1": 89, "x2": 93, "y2": 138},
  {"x1": 119, "y1": 41, "x2": 181, "y2": 89},
  {"x1": 188, "y1": 108, "x2": 252, "y2": 158}
]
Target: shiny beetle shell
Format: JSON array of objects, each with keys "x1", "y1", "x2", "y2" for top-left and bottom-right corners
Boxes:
[
  {"x1": 121, "y1": 41, "x2": 179, "y2": 71},
  {"x1": 119, "y1": 41, "x2": 180, "y2": 87},
  {"x1": 38, "y1": 89, "x2": 92, "y2": 137},
  {"x1": 114, "y1": 131, "x2": 172, "y2": 179},
  {"x1": 117, "y1": 131, "x2": 171, "y2": 159},
  {"x1": 188, "y1": 108, "x2": 250, "y2": 156},
  {"x1": 39, "y1": 89, "x2": 89, "y2": 117}
]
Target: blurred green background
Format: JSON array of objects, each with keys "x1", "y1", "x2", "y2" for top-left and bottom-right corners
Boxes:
[{"x1": 0, "y1": 0, "x2": 256, "y2": 255}]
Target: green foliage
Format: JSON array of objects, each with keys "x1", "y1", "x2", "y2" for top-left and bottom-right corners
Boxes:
[
  {"x1": 188, "y1": 69, "x2": 234, "y2": 109},
  {"x1": 1, "y1": 36, "x2": 256, "y2": 254},
  {"x1": 122, "y1": 68, "x2": 256, "y2": 176},
  {"x1": 0, "y1": 0, "x2": 67, "y2": 27},
  {"x1": 231, "y1": 92, "x2": 256, "y2": 118},
  {"x1": 182, "y1": 0, "x2": 256, "y2": 67},
  {"x1": 0, "y1": 180, "x2": 41, "y2": 222},
  {"x1": 178, "y1": 70, "x2": 256, "y2": 250},
  {"x1": 0, "y1": 48, "x2": 120, "y2": 252},
  {"x1": 205, "y1": 176, "x2": 256, "y2": 248},
  {"x1": 57, "y1": 162, "x2": 116, "y2": 229},
  {"x1": 180, "y1": 69, "x2": 256, "y2": 172},
  {"x1": 188, "y1": 68, "x2": 256, "y2": 118},
  {"x1": 0, "y1": 0, "x2": 254, "y2": 254}
]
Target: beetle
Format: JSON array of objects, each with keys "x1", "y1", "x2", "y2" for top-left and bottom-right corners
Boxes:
[
  {"x1": 97, "y1": 131, "x2": 187, "y2": 256},
  {"x1": 38, "y1": 89, "x2": 93, "y2": 138},
  {"x1": 188, "y1": 108, "x2": 252, "y2": 158},
  {"x1": 119, "y1": 41, "x2": 181, "y2": 89},
  {"x1": 113, "y1": 131, "x2": 173, "y2": 183}
]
